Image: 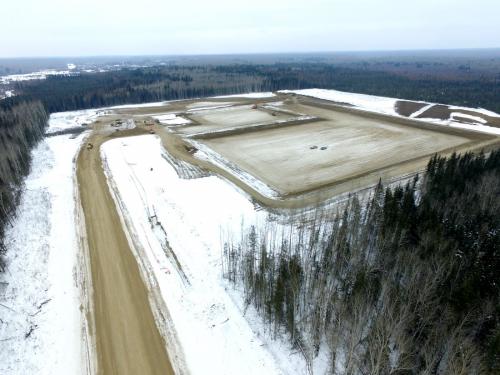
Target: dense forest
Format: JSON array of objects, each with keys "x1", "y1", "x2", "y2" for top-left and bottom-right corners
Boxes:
[
  {"x1": 0, "y1": 57, "x2": 498, "y2": 371},
  {"x1": 223, "y1": 151, "x2": 500, "y2": 374},
  {"x1": 0, "y1": 100, "x2": 48, "y2": 270},
  {"x1": 0, "y1": 59, "x2": 499, "y2": 274},
  {"x1": 4, "y1": 63, "x2": 500, "y2": 113}
]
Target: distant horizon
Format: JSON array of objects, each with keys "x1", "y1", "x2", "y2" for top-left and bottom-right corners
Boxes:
[{"x1": 1, "y1": 47, "x2": 500, "y2": 60}]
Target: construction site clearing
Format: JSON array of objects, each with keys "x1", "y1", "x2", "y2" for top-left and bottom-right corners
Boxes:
[{"x1": 104, "y1": 92, "x2": 500, "y2": 208}]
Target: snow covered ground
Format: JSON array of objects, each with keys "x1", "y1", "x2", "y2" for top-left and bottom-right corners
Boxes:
[
  {"x1": 282, "y1": 88, "x2": 500, "y2": 135},
  {"x1": 0, "y1": 111, "x2": 95, "y2": 375},
  {"x1": 101, "y1": 135, "x2": 318, "y2": 374},
  {"x1": 0, "y1": 70, "x2": 76, "y2": 85},
  {"x1": 186, "y1": 101, "x2": 235, "y2": 110},
  {"x1": 449, "y1": 105, "x2": 500, "y2": 118},
  {"x1": 192, "y1": 140, "x2": 280, "y2": 198},
  {"x1": 0, "y1": 135, "x2": 88, "y2": 375},
  {"x1": 0, "y1": 88, "x2": 495, "y2": 375},
  {"x1": 109, "y1": 101, "x2": 171, "y2": 109},
  {"x1": 153, "y1": 113, "x2": 191, "y2": 126},
  {"x1": 214, "y1": 92, "x2": 276, "y2": 99},
  {"x1": 417, "y1": 118, "x2": 500, "y2": 136},
  {"x1": 46, "y1": 109, "x2": 104, "y2": 134},
  {"x1": 281, "y1": 88, "x2": 400, "y2": 116}
]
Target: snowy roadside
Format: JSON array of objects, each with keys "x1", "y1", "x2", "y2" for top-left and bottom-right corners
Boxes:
[
  {"x1": 191, "y1": 140, "x2": 280, "y2": 199},
  {"x1": 0, "y1": 113, "x2": 93, "y2": 374},
  {"x1": 100, "y1": 135, "x2": 321, "y2": 374}
]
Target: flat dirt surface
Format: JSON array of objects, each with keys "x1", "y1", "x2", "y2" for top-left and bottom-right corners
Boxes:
[
  {"x1": 202, "y1": 102, "x2": 480, "y2": 195},
  {"x1": 106, "y1": 94, "x2": 500, "y2": 209},
  {"x1": 182, "y1": 105, "x2": 295, "y2": 135},
  {"x1": 77, "y1": 126, "x2": 174, "y2": 375}
]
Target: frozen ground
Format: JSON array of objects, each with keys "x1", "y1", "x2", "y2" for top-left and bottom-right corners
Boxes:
[
  {"x1": 449, "y1": 105, "x2": 500, "y2": 118},
  {"x1": 417, "y1": 118, "x2": 500, "y2": 136},
  {"x1": 0, "y1": 110, "x2": 96, "y2": 375},
  {"x1": 186, "y1": 101, "x2": 236, "y2": 110},
  {"x1": 214, "y1": 92, "x2": 276, "y2": 99},
  {"x1": 282, "y1": 89, "x2": 500, "y2": 135},
  {"x1": 197, "y1": 109, "x2": 470, "y2": 195},
  {"x1": 181, "y1": 106, "x2": 298, "y2": 136},
  {"x1": 0, "y1": 70, "x2": 75, "y2": 84},
  {"x1": 46, "y1": 109, "x2": 104, "y2": 134},
  {"x1": 153, "y1": 113, "x2": 191, "y2": 126},
  {"x1": 0, "y1": 134, "x2": 87, "y2": 375},
  {"x1": 281, "y1": 88, "x2": 400, "y2": 116},
  {"x1": 192, "y1": 140, "x2": 279, "y2": 198},
  {"x1": 101, "y1": 135, "x2": 321, "y2": 374},
  {"x1": 109, "y1": 101, "x2": 170, "y2": 109}
]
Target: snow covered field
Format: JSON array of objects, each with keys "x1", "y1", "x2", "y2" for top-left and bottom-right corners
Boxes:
[
  {"x1": 0, "y1": 88, "x2": 496, "y2": 375},
  {"x1": 46, "y1": 109, "x2": 104, "y2": 134},
  {"x1": 282, "y1": 88, "x2": 500, "y2": 135},
  {"x1": 0, "y1": 111, "x2": 95, "y2": 375},
  {"x1": 0, "y1": 70, "x2": 76, "y2": 85},
  {"x1": 281, "y1": 88, "x2": 400, "y2": 116},
  {"x1": 101, "y1": 135, "x2": 319, "y2": 374},
  {"x1": 214, "y1": 92, "x2": 276, "y2": 99},
  {"x1": 0, "y1": 135, "x2": 88, "y2": 374},
  {"x1": 153, "y1": 113, "x2": 191, "y2": 126}
]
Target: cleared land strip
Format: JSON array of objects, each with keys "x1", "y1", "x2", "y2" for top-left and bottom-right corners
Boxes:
[{"x1": 77, "y1": 128, "x2": 174, "y2": 375}]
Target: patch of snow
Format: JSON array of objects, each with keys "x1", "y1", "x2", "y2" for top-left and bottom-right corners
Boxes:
[
  {"x1": 186, "y1": 104, "x2": 236, "y2": 113},
  {"x1": 47, "y1": 109, "x2": 103, "y2": 134},
  {"x1": 0, "y1": 133, "x2": 88, "y2": 375},
  {"x1": 192, "y1": 140, "x2": 280, "y2": 198},
  {"x1": 448, "y1": 122, "x2": 500, "y2": 135},
  {"x1": 262, "y1": 101, "x2": 284, "y2": 108},
  {"x1": 213, "y1": 92, "x2": 276, "y2": 99},
  {"x1": 123, "y1": 119, "x2": 136, "y2": 129},
  {"x1": 281, "y1": 89, "x2": 500, "y2": 136},
  {"x1": 186, "y1": 101, "x2": 235, "y2": 109},
  {"x1": 153, "y1": 114, "x2": 191, "y2": 126},
  {"x1": 281, "y1": 88, "x2": 399, "y2": 116},
  {"x1": 109, "y1": 101, "x2": 170, "y2": 109},
  {"x1": 417, "y1": 117, "x2": 500, "y2": 136},
  {"x1": 0, "y1": 70, "x2": 75, "y2": 84},
  {"x1": 449, "y1": 105, "x2": 500, "y2": 118},
  {"x1": 450, "y1": 112, "x2": 487, "y2": 124},
  {"x1": 101, "y1": 135, "x2": 317, "y2": 374},
  {"x1": 67, "y1": 64, "x2": 76, "y2": 70},
  {"x1": 409, "y1": 103, "x2": 434, "y2": 118}
]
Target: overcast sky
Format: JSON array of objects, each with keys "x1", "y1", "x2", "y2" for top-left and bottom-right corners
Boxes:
[{"x1": 1, "y1": 0, "x2": 499, "y2": 57}]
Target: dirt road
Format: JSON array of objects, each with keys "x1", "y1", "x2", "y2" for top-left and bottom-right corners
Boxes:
[{"x1": 77, "y1": 127, "x2": 175, "y2": 375}]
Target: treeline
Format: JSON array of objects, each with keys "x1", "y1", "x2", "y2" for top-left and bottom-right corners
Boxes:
[
  {"x1": 5, "y1": 63, "x2": 500, "y2": 114},
  {"x1": 223, "y1": 150, "x2": 500, "y2": 374},
  {"x1": 0, "y1": 100, "x2": 48, "y2": 270},
  {"x1": 9, "y1": 66, "x2": 271, "y2": 113}
]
